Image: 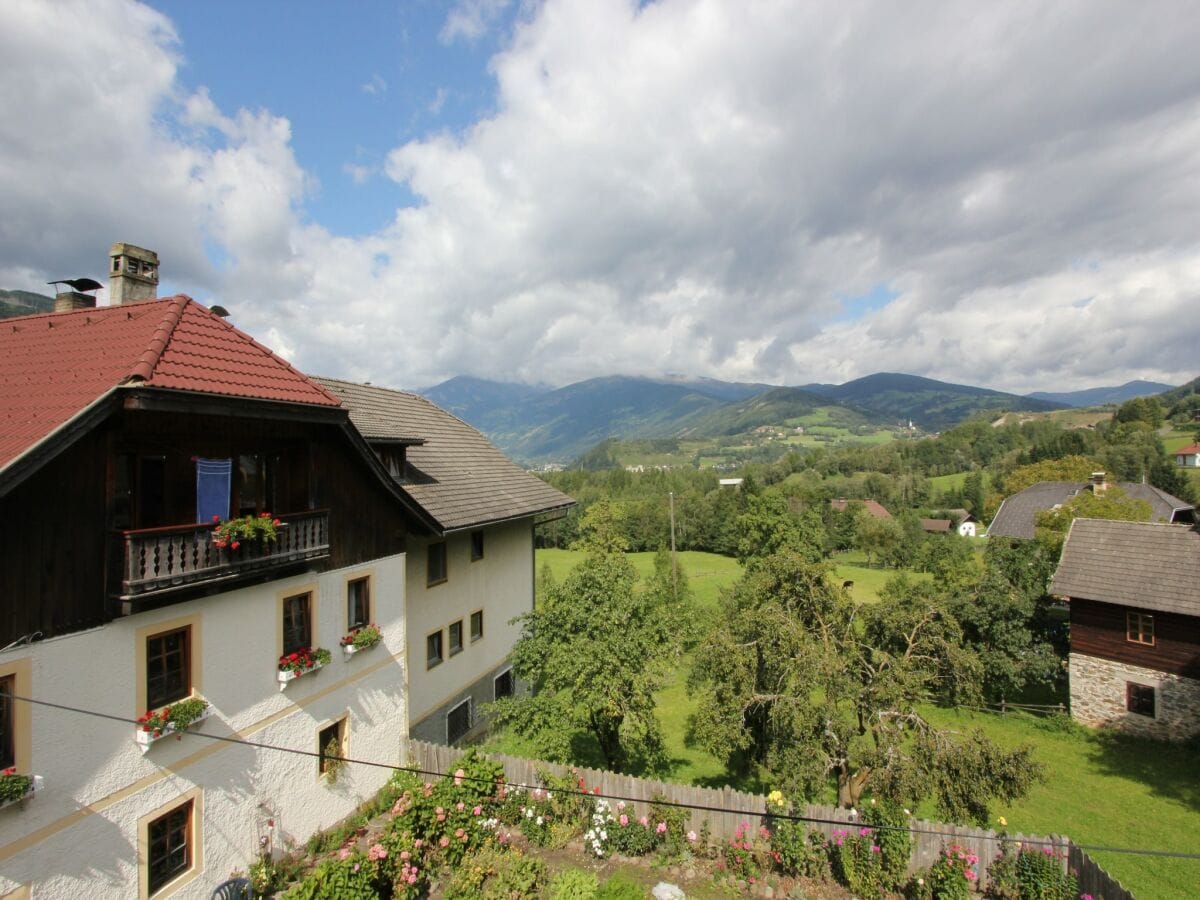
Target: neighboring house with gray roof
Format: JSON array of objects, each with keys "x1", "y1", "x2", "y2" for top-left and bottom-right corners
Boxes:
[
  {"x1": 316, "y1": 377, "x2": 574, "y2": 744},
  {"x1": 1050, "y1": 519, "x2": 1200, "y2": 739},
  {"x1": 989, "y1": 477, "x2": 1194, "y2": 540}
]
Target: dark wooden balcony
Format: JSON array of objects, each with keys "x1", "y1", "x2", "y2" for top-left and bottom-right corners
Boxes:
[{"x1": 115, "y1": 510, "x2": 330, "y2": 605}]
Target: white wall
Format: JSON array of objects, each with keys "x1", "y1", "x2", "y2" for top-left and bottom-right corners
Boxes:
[
  {"x1": 406, "y1": 522, "x2": 534, "y2": 729},
  {"x1": 0, "y1": 554, "x2": 407, "y2": 899}
]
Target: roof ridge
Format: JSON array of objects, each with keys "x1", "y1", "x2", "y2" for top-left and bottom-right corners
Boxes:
[
  {"x1": 312, "y1": 375, "x2": 490, "y2": 437},
  {"x1": 126, "y1": 294, "x2": 191, "y2": 383}
]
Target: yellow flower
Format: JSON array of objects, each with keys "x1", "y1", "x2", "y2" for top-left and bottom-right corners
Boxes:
[
  {"x1": 998, "y1": 816, "x2": 1008, "y2": 827},
  {"x1": 767, "y1": 790, "x2": 785, "y2": 805}
]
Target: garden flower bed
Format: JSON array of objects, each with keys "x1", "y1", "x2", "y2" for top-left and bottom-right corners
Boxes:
[{"x1": 242, "y1": 754, "x2": 1081, "y2": 899}]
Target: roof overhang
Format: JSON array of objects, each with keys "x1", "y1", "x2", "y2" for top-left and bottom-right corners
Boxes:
[{"x1": 432, "y1": 500, "x2": 576, "y2": 536}]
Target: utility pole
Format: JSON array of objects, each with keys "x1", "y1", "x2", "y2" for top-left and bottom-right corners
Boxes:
[{"x1": 669, "y1": 490, "x2": 678, "y2": 599}]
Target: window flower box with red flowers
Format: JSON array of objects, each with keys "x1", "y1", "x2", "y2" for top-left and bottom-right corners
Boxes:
[
  {"x1": 0, "y1": 769, "x2": 43, "y2": 810},
  {"x1": 134, "y1": 697, "x2": 212, "y2": 753},
  {"x1": 341, "y1": 623, "x2": 382, "y2": 658},
  {"x1": 210, "y1": 512, "x2": 282, "y2": 551},
  {"x1": 277, "y1": 647, "x2": 331, "y2": 690}
]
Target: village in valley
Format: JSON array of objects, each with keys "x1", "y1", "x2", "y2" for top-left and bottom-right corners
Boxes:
[{"x1": 3, "y1": 3, "x2": 1200, "y2": 899}]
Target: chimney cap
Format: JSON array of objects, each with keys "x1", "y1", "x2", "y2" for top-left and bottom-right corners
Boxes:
[
  {"x1": 109, "y1": 242, "x2": 158, "y2": 262},
  {"x1": 47, "y1": 277, "x2": 102, "y2": 293}
]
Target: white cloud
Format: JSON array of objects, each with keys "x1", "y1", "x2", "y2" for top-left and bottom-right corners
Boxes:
[
  {"x1": 440, "y1": 0, "x2": 513, "y2": 44},
  {"x1": 361, "y1": 74, "x2": 387, "y2": 96},
  {"x1": 2, "y1": 0, "x2": 1200, "y2": 396}
]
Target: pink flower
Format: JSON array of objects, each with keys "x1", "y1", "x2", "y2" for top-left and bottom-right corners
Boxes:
[
  {"x1": 656, "y1": 822, "x2": 667, "y2": 834},
  {"x1": 965, "y1": 870, "x2": 978, "y2": 881},
  {"x1": 456, "y1": 801, "x2": 465, "y2": 811},
  {"x1": 338, "y1": 847, "x2": 352, "y2": 860},
  {"x1": 860, "y1": 827, "x2": 872, "y2": 837},
  {"x1": 455, "y1": 828, "x2": 465, "y2": 838},
  {"x1": 687, "y1": 831, "x2": 697, "y2": 842},
  {"x1": 619, "y1": 815, "x2": 629, "y2": 826},
  {"x1": 454, "y1": 768, "x2": 465, "y2": 785},
  {"x1": 368, "y1": 843, "x2": 387, "y2": 861},
  {"x1": 473, "y1": 805, "x2": 482, "y2": 816},
  {"x1": 413, "y1": 839, "x2": 423, "y2": 849},
  {"x1": 639, "y1": 816, "x2": 648, "y2": 827},
  {"x1": 871, "y1": 845, "x2": 881, "y2": 853},
  {"x1": 352, "y1": 863, "x2": 360, "y2": 873},
  {"x1": 400, "y1": 851, "x2": 410, "y2": 861},
  {"x1": 439, "y1": 836, "x2": 449, "y2": 848}
]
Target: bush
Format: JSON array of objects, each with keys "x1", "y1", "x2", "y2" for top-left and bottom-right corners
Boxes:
[
  {"x1": 921, "y1": 843, "x2": 979, "y2": 898},
  {"x1": 1015, "y1": 844, "x2": 1077, "y2": 899},
  {"x1": 863, "y1": 799, "x2": 913, "y2": 890},
  {"x1": 648, "y1": 793, "x2": 691, "y2": 859},
  {"x1": 548, "y1": 867, "x2": 600, "y2": 900},
  {"x1": 595, "y1": 872, "x2": 647, "y2": 900},
  {"x1": 443, "y1": 846, "x2": 546, "y2": 900},
  {"x1": 280, "y1": 853, "x2": 379, "y2": 900},
  {"x1": 721, "y1": 820, "x2": 772, "y2": 880},
  {"x1": 766, "y1": 791, "x2": 828, "y2": 878},
  {"x1": 828, "y1": 826, "x2": 886, "y2": 899}
]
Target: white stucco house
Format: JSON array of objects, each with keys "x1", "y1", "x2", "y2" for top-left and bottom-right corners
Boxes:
[{"x1": 314, "y1": 379, "x2": 574, "y2": 745}]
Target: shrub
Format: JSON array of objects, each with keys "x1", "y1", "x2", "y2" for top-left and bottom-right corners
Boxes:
[
  {"x1": 721, "y1": 820, "x2": 771, "y2": 880},
  {"x1": 280, "y1": 853, "x2": 379, "y2": 900},
  {"x1": 921, "y1": 843, "x2": 978, "y2": 899},
  {"x1": 608, "y1": 805, "x2": 659, "y2": 857},
  {"x1": 1015, "y1": 844, "x2": 1077, "y2": 899},
  {"x1": 828, "y1": 826, "x2": 886, "y2": 899},
  {"x1": 444, "y1": 846, "x2": 546, "y2": 900},
  {"x1": 863, "y1": 798, "x2": 913, "y2": 890},
  {"x1": 548, "y1": 867, "x2": 600, "y2": 900},
  {"x1": 648, "y1": 793, "x2": 691, "y2": 859},
  {"x1": 765, "y1": 791, "x2": 827, "y2": 879},
  {"x1": 595, "y1": 872, "x2": 647, "y2": 900}
]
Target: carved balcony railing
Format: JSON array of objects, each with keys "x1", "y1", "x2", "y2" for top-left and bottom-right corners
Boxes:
[{"x1": 117, "y1": 510, "x2": 330, "y2": 601}]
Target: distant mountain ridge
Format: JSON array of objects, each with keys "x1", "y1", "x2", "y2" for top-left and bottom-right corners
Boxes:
[
  {"x1": 799, "y1": 372, "x2": 1063, "y2": 430},
  {"x1": 0, "y1": 289, "x2": 54, "y2": 319},
  {"x1": 417, "y1": 371, "x2": 1069, "y2": 463},
  {"x1": 1026, "y1": 380, "x2": 1175, "y2": 407}
]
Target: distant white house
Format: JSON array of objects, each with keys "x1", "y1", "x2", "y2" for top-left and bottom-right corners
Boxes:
[
  {"x1": 719, "y1": 478, "x2": 744, "y2": 488},
  {"x1": 1175, "y1": 443, "x2": 1200, "y2": 468}
]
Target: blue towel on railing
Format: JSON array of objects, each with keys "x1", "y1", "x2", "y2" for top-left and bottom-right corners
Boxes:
[{"x1": 196, "y1": 457, "x2": 232, "y2": 524}]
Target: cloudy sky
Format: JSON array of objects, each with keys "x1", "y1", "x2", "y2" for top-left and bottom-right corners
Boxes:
[{"x1": 2, "y1": 0, "x2": 1199, "y2": 394}]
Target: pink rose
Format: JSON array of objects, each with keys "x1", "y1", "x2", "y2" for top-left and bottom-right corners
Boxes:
[
  {"x1": 619, "y1": 815, "x2": 628, "y2": 826},
  {"x1": 439, "y1": 836, "x2": 449, "y2": 848},
  {"x1": 454, "y1": 768, "x2": 465, "y2": 786},
  {"x1": 473, "y1": 805, "x2": 482, "y2": 816},
  {"x1": 656, "y1": 822, "x2": 667, "y2": 834}
]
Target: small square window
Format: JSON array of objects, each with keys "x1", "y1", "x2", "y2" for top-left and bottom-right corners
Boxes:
[
  {"x1": 347, "y1": 577, "x2": 370, "y2": 630},
  {"x1": 449, "y1": 620, "x2": 464, "y2": 656},
  {"x1": 283, "y1": 592, "x2": 312, "y2": 655},
  {"x1": 148, "y1": 799, "x2": 193, "y2": 894},
  {"x1": 1127, "y1": 682, "x2": 1156, "y2": 718},
  {"x1": 470, "y1": 610, "x2": 483, "y2": 643},
  {"x1": 426, "y1": 631, "x2": 443, "y2": 669},
  {"x1": 447, "y1": 698, "x2": 472, "y2": 744},
  {"x1": 471, "y1": 531, "x2": 485, "y2": 561},
  {"x1": 318, "y1": 719, "x2": 346, "y2": 778},
  {"x1": 427, "y1": 542, "x2": 448, "y2": 586},
  {"x1": 146, "y1": 627, "x2": 190, "y2": 711},
  {"x1": 1126, "y1": 611, "x2": 1154, "y2": 646},
  {"x1": 494, "y1": 669, "x2": 514, "y2": 701}
]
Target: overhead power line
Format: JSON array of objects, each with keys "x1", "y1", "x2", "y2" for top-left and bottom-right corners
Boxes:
[{"x1": 9, "y1": 693, "x2": 1200, "y2": 861}]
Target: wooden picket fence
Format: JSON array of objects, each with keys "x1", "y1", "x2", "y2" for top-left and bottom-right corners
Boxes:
[{"x1": 405, "y1": 739, "x2": 1135, "y2": 897}]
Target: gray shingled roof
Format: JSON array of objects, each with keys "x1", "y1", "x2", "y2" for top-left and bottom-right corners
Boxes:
[
  {"x1": 988, "y1": 481, "x2": 1194, "y2": 539},
  {"x1": 314, "y1": 377, "x2": 574, "y2": 533},
  {"x1": 1050, "y1": 519, "x2": 1200, "y2": 615}
]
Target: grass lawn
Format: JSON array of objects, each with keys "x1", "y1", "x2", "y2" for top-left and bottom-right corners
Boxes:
[
  {"x1": 829, "y1": 549, "x2": 931, "y2": 603},
  {"x1": 922, "y1": 707, "x2": 1200, "y2": 900},
  {"x1": 927, "y1": 470, "x2": 991, "y2": 494},
  {"x1": 506, "y1": 549, "x2": 1198, "y2": 898}
]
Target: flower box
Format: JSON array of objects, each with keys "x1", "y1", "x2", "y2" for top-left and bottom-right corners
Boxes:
[
  {"x1": 278, "y1": 658, "x2": 326, "y2": 690},
  {"x1": 341, "y1": 624, "x2": 382, "y2": 658},
  {"x1": 0, "y1": 773, "x2": 42, "y2": 810},
  {"x1": 134, "y1": 704, "x2": 213, "y2": 753}
]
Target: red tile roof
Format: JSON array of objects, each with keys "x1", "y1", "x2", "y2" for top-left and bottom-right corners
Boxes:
[
  {"x1": 1175, "y1": 443, "x2": 1200, "y2": 456},
  {"x1": 0, "y1": 296, "x2": 340, "y2": 470},
  {"x1": 830, "y1": 498, "x2": 892, "y2": 519}
]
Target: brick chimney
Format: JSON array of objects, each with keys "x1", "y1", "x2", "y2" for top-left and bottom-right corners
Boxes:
[
  {"x1": 108, "y1": 242, "x2": 159, "y2": 305},
  {"x1": 1089, "y1": 472, "x2": 1108, "y2": 494},
  {"x1": 54, "y1": 291, "x2": 95, "y2": 313}
]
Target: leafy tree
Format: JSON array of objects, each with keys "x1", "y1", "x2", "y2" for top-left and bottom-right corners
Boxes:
[
  {"x1": 1113, "y1": 396, "x2": 1164, "y2": 428},
  {"x1": 689, "y1": 552, "x2": 1041, "y2": 824},
  {"x1": 854, "y1": 515, "x2": 904, "y2": 567},
  {"x1": 493, "y1": 503, "x2": 686, "y2": 773},
  {"x1": 1034, "y1": 485, "x2": 1153, "y2": 553},
  {"x1": 733, "y1": 493, "x2": 825, "y2": 564},
  {"x1": 962, "y1": 470, "x2": 986, "y2": 516},
  {"x1": 1000, "y1": 455, "x2": 1102, "y2": 495}
]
